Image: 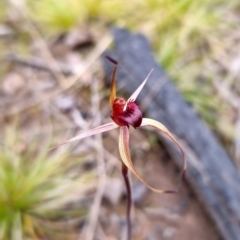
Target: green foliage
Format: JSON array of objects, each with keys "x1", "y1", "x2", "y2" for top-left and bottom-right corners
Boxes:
[
  {"x1": 27, "y1": 0, "x2": 239, "y2": 129},
  {"x1": 0, "y1": 126, "x2": 95, "y2": 239},
  {"x1": 28, "y1": 0, "x2": 124, "y2": 32},
  {"x1": 27, "y1": 0, "x2": 236, "y2": 66},
  {"x1": 0, "y1": 0, "x2": 7, "y2": 21}
]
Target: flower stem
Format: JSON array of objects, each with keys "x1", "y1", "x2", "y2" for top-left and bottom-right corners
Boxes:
[{"x1": 122, "y1": 162, "x2": 132, "y2": 240}]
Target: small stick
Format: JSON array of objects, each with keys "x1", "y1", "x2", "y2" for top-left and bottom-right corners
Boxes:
[{"x1": 5, "y1": 54, "x2": 72, "y2": 75}]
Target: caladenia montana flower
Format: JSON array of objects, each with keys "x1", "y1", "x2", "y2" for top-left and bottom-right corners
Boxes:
[{"x1": 52, "y1": 56, "x2": 187, "y2": 240}]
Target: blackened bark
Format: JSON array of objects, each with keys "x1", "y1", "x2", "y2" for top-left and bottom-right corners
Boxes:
[{"x1": 102, "y1": 28, "x2": 240, "y2": 240}]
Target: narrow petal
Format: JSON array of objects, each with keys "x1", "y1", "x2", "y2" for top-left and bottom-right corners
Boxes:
[
  {"x1": 125, "y1": 69, "x2": 153, "y2": 109},
  {"x1": 119, "y1": 125, "x2": 170, "y2": 193},
  {"x1": 141, "y1": 118, "x2": 187, "y2": 181},
  {"x1": 51, "y1": 122, "x2": 119, "y2": 150},
  {"x1": 106, "y1": 56, "x2": 117, "y2": 108}
]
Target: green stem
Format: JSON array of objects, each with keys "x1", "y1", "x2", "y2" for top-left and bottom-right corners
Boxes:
[{"x1": 122, "y1": 162, "x2": 132, "y2": 240}]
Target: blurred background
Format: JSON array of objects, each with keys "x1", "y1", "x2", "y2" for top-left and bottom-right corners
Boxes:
[{"x1": 0, "y1": 0, "x2": 240, "y2": 239}]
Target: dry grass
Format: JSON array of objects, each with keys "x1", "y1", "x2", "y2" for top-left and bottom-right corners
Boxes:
[{"x1": 1, "y1": 0, "x2": 240, "y2": 238}]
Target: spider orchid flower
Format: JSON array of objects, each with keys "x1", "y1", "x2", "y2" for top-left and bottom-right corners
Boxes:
[
  {"x1": 53, "y1": 56, "x2": 186, "y2": 240},
  {"x1": 53, "y1": 56, "x2": 186, "y2": 194}
]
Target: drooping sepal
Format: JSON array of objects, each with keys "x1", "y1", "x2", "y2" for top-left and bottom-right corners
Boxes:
[
  {"x1": 119, "y1": 126, "x2": 167, "y2": 193},
  {"x1": 141, "y1": 118, "x2": 187, "y2": 185},
  {"x1": 119, "y1": 120, "x2": 187, "y2": 194},
  {"x1": 50, "y1": 122, "x2": 119, "y2": 150}
]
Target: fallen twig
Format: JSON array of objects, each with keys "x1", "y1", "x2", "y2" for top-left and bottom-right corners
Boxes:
[{"x1": 5, "y1": 54, "x2": 73, "y2": 75}]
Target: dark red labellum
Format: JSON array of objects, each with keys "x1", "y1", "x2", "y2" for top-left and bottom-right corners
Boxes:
[{"x1": 111, "y1": 98, "x2": 142, "y2": 128}]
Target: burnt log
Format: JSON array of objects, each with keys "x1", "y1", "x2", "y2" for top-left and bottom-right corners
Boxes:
[{"x1": 102, "y1": 28, "x2": 240, "y2": 240}]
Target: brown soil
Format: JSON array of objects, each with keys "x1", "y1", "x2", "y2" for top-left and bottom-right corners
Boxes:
[{"x1": 100, "y1": 129, "x2": 221, "y2": 240}]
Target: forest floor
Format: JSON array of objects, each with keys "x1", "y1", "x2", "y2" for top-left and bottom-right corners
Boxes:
[{"x1": 0, "y1": 23, "x2": 222, "y2": 239}]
